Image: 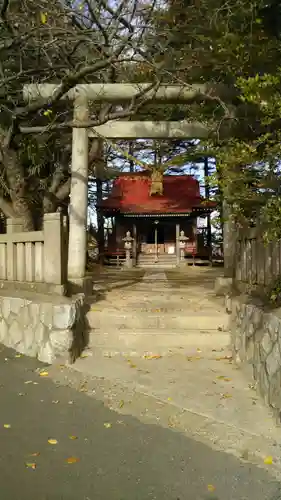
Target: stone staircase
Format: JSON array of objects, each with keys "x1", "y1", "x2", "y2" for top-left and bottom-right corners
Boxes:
[
  {"x1": 86, "y1": 269, "x2": 230, "y2": 356},
  {"x1": 137, "y1": 253, "x2": 177, "y2": 268}
]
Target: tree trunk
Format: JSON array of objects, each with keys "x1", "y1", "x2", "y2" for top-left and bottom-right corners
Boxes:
[
  {"x1": 43, "y1": 177, "x2": 71, "y2": 214},
  {"x1": 3, "y1": 148, "x2": 34, "y2": 230},
  {"x1": 129, "y1": 143, "x2": 134, "y2": 172},
  {"x1": 150, "y1": 169, "x2": 164, "y2": 195}
]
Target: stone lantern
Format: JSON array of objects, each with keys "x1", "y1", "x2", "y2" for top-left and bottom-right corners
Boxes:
[
  {"x1": 178, "y1": 230, "x2": 189, "y2": 263},
  {"x1": 122, "y1": 231, "x2": 134, "y2": 268}
]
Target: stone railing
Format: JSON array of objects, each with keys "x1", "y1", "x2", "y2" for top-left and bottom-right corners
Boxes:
[
  {"x1": 230, "y1": 296, "x2": 281, "y2": 424},
  {"x1": 0, "y1": 213, "x2": 89, "y2": 364},
  {"x1": 0, "y1": 213, "x2": 68, "y2": 295},
  {"x1": 0, "y1": 292, "x2": 86, "y2": 363}
]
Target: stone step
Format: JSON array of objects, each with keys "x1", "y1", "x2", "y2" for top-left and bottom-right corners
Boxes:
[
  {"x1": 87, "y1": 329, "x2": 230, "y2": 356},
  {"x1": 86, "y1": 310, "x2": 229, "y2": 331},
  {"x1": 138, "y1": 254, "x2": 177, "y2": 259},
  {"x1": 137, "y1": 264, "x2": 177, "y2": 269},
  {"x1": 88, "y1": 298, "x2": 224, "y2": 313},
  {"x1": 138, "y1": 258, "x2": 177, "y2": 261},
  {"x1": 137, "y1": 256, "x2": 178, "y2": 268}
]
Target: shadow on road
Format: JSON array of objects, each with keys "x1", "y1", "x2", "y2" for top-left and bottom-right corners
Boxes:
[{"x1": 0, "y1": 347, "x2": 280, "y2": 500}]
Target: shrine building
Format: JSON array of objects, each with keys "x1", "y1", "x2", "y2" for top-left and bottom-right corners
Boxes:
[{"x1": 98, "y1": 172, "x2": 215, "y2": 267}]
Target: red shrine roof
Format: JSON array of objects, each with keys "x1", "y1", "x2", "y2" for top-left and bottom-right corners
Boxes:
[{"x1": 99, "y1": 172, "x2": 215, "y2": 215}]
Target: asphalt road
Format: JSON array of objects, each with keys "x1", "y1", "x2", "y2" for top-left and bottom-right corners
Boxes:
[{"x1": 0, "y1": 346, "x2": 281, "y2": 500}]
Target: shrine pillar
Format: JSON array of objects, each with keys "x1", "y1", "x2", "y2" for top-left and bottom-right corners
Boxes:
[
  {"x1": 176, "y1": 223, "x2": 180, "y2": 266},
  {"x1": 67, "y1": 96, "x2": 89, "y2": 280},
  {"x1": 133, "y1": 223, "x2": 137, "y2": 265}
]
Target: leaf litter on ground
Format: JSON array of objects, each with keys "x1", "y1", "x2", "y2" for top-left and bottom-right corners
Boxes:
[
  {"x1": 217, "y1": 376, "x2": 231, "y2": 382},
  {"x1": 186, "y1": 356, "x2": 202, "y2": 361},
  {"x1": 66, "y1": 457, "x2": 79, "y2": 464},
  {"x1": 143, "y1": 354, "x2": 162, "y2": 360},
  {"x1": 25, "y1": 462, "x2": 36, "y2": 469},
  {"x1": 126, "y1": 359, "x2": 137, "y2": 368},
  {"x1": 48, "y1": 439, "x2": 58, "y2": 445}
]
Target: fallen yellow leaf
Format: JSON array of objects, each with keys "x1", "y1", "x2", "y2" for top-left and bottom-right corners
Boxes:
[
  {"x1": 217, "y1": 376, "x2": 231, "y2": 382},
  {"x1": 25, "y1": 462, "x2": 36, "y2": 469},
  {"x1": 48, "y1": 439, "x2": 58, "y2": 445},
  {"x1": 207, "y1": 484, "x2": 215, "y2": 492},
  {"x1": 221, "y1": 393, "x2": 232, "y2": 399},
  {"x1": 66, "y1": 456, "x2": 79, "y2": 464},
  {"x1": 264, "y1": 456, "x2": 273, "y2": 465},
  {"x1": 40, "y1": 12, "x2": 47, "y2": 24},
  {"x1": 4, "y1": 424, "x2": 11, "y2": 429},
  {"x1": 103, "y1": 423, "x2": 112, "y2": 428},
  {"x1": 143, "y1": 354, "x2": 162, "y2": 360},
  {"x1": 215, "y1": 355, "x2": 233, "y2": 361},
  {"x1": 167, "y1": 397, "x2": 172, "y2": 401},
  {"x1": 15, "y1": 354, "x2": 22, "y2": 358},
  {"x1": 69, "y1": 436, "x2": 78, "y2": 440},
  {"x1": 39, "y1": 371, "x2": 49, "y2": 377},
  {"x1": 119, "y1": 400, "x2": 125, "y2": 408}
]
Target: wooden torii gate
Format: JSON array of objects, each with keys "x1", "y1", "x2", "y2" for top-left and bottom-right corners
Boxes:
[{"x1": 23, "y1": 83, "x2": 233, "y2": 287}]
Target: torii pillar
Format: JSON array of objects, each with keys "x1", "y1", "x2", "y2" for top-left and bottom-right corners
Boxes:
[{"x1": 68, "y1": 95, "x2": 89, "y2": 282}]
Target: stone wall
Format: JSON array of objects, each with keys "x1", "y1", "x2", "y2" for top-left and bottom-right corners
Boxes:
[
  {"x1": 230, "y1": 296, "x2": 281, "y2": 424},
  {"x1": 0, "y1": 291, "x2": 86, "y2": 364}
]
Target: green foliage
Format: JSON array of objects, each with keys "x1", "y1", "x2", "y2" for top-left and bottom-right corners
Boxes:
[
  {"x1": 237, "y1": 72, "x2": 281, "y2": 126},
  {"x1": 268, "y1": 276, "x2": 281, "y2": 305}
]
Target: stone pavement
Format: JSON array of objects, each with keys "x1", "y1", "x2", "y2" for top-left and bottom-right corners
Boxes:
[
  {"x1": 57, "y1": 267, "x2": 281, "y2": 476},
  {"x1": 1, "y1": 346, "x2": 281, "y2": 500}
]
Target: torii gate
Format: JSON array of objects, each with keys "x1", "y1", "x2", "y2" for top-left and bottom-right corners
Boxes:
[{"x1": 23, "y1": 83, "x2": 233, "y2": 287}]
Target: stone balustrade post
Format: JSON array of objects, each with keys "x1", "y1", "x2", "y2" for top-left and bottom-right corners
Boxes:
[
  {"x1": 6, "y1": 218, "x2": 24, "y2": 234},
  {"x1": 43, "y1": 212, "x2": 63, "y2": 284},
  {"x1": 6, "y1": 218, "x2": 25, "y2": 280}
]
